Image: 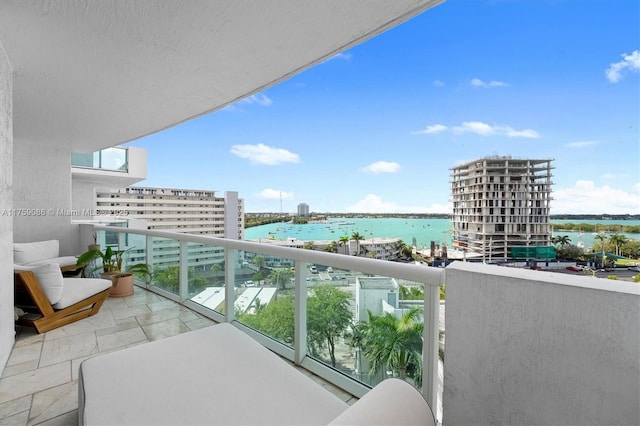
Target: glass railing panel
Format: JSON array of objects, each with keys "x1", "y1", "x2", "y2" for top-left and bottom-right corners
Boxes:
[
  {"x1": 149, "y1": 237, "x2": 180, "y2": 295},
  {"x1": 71, "y1": 147, "x2": 128, "y2": 171},
  {"x1": 71, "y1": 152, "x2": 94, "y2": 168},
  {"x1": 306, "y1": 264, "x2": 426, "y2": 391},
  {"x1": 100, "y1": 147, "x2": 128, "y2": 171},
  {"x1": 187, "y1": 242, "x2": 226, "y2": 315},
  {"x1": 235, "y1": 251, "x2": 296, "y2": 348}
]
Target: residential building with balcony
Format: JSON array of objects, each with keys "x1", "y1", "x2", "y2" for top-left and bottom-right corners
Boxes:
[
  {"x1": 1, "y1": 2, "x2": 637, "y2": 425},
  {"x1": 96, "y1": 187, "x2": 244, "y2": 239},
  {"x1": 450, "y1": 156, "x2": 555, "y2": 261}
]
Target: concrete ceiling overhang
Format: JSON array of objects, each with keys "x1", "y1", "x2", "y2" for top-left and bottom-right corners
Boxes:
[{"x1": 0, "y1": 0, "x2": 442, "y2": 152}]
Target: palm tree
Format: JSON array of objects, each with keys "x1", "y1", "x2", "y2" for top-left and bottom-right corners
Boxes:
[
  {"x1": 351, "y1": 232, "x2": 365, "y2": 256},
  {"x1": 557, "y1": 235, "x2": 571, "y2": 247},
  {"x1": 608, "y1": 234, "x2": 627, "y2": 257},
  {"x1": 338, "y1": 235, "x2": 350, "y2": 255},
  {"x1": 595, "y1": 233, "x2": 608, "y2": 268},
  {"x1": 362, "y1": 307, "x2": 424, "y2": 383}
]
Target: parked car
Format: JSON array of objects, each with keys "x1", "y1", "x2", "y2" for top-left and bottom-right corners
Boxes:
[
  {"x1": 566, "y1": 266, "x2": 583, "y2": 272},
  {"x1": 627, "y1": 265, "x2": 640, "y2": 272},
  {"x1": 309, "y1": 265, "x2": 318, "y2": 274}
]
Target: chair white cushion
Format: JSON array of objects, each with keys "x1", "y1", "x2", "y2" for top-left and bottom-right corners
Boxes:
[
  {"x1": 32, "y1": 263, "x2": 64, "y2": 305},
  {"x1": 14, "y1": 240, "x2": 60, "y2": 265},
  {"x1": 24, "y1": 256, "x2": 79, "y2": 269},
  {"x1": 54, "y1": 278, "x2": 112, "y2": 309}
]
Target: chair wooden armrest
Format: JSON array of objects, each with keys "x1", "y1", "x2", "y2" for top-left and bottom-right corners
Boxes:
[{"x1": 14, "y1": 270, "x2": 111, "y2": 333}]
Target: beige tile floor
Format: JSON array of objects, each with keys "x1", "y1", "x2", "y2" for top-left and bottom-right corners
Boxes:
[{"x1": 0, "y1": 288, "x2": 356, "y2": 425}]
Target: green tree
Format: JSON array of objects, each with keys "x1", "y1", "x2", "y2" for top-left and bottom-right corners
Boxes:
[
  {"x1": 307, "y1": 285, "x2": 352, "y2": 367},
  {"x1": 269, "y1": 268, "x2": 294, "y2": 290},
  {"x1": 303, "y1": 241, "x2": 315, "y2": 250},
  {"x1": 324, "y1": 241, "x2": 338, "y2": 253},
  {"x1": 239, "y1": 296, "x2": 295, "y2": 344},
  {"x1": 351, "y1": 232, "x2": 365, "y2": 256},
  {"x1": 555, "y1": 244, "x2": 584, "y2": 260},
  {"x1": 253, "y1": 255, "x2": 265, "y2": 270},
  {"x1": 399, "y1": 285, "x2": 424, "y2": 300},
  {"x1": 362, "y1": 307, "x2": 423, "y2": 383}
]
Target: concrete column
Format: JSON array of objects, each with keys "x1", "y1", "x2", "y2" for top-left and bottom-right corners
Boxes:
[{"x1": 0, "y1": 41, "x2": 14, "y2": 373}]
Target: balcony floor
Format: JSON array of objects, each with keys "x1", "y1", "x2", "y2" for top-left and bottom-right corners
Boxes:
[{"x1": 1, "y1": 288, "x2": 357, "y2": 425}]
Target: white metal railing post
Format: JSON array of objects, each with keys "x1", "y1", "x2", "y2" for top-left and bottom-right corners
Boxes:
[
  {"x1": 422, "y1": 270, "x2": 443, "y2": 413},
  {"x1": 294, "y1": 260, "x2": 307, "y2": 365},
  {"x1": 224, "y1": 249, "x2": 236, "y2": 323},
  {"x1": 179, "y1": 241, "x2": 188, "y2": 301}
]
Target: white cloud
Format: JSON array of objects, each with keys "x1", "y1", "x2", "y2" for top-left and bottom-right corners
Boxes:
[
  {"x1": 241, "y1": 93, "x2": 273, "y2": 106},
  {"x1": 361, "y1": 161, "x2": 401, "y2": 174},
  {"x1": 552, "y1": 180, "x2": 640, "y2": 214},
  {"x1": 470, "y1": 78, "x2": 509, "y2": 88},
  {"x1": 411, "y1": 124, "x2": 448, "y2": 135},
  {"x1": 257, "y1": 189, "x2": 294, "y2": 200},
  {"x1": 433, "y1": 80, "x2": 445, "y2": 87},
  {"x1": 415, "y1": 121, "x2": 539, "y2": 138},
  {"x1": 605, "y1": 50, "x2": 640, "y2": 83},
  {"x1": 566, "y1": 140, "x2": 599, "y2": 148},
  {"x1": 453, "y1": 121, "x2": 496, "y2": 135},
  {"x1": 346, "y1": 194, "x2": 450, "y2": 214},
  {"x1": 601, "y1": 172, "x2": 630, "y2": 180},
  {"x1": 230, "y1": 143, "x2": 300, "y2": 165}
]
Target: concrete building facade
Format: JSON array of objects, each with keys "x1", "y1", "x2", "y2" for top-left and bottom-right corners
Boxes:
[{"x1": 450, "y1": 157, "x2": 554, "y2": 261}]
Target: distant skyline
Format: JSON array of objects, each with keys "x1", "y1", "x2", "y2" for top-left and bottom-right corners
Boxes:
[{"x1": 126, "y1": 0, "x2": 639, "y2": 215}]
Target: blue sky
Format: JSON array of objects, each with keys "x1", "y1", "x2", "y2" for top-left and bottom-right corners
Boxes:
[{"x1": 126, "y1": 0, "x2": 639, "y2": 214}]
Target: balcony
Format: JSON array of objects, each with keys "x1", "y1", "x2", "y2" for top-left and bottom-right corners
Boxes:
[{"x1": 4, "y1": 225, "x2": 638, "y2": 425}]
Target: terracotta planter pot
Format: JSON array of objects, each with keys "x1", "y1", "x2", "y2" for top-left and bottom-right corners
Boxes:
[{"x1": 101, "y1": 272, "x2": 134, "y2": 297}]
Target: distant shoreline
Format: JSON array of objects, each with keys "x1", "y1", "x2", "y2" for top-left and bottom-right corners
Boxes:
[{"x1": 246, "y1": 212, "x2": 640, "y2": 221}]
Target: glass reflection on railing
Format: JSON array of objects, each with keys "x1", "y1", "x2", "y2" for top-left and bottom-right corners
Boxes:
[
  {"x1": 235, "y1": 251, "x2": 296, "y2": 348},
  {"x1": 188, "y1": 242, "x2": 226, "y2": 315},
  {"x1": 306, "y1": 263, "x2": 426, "y2": 390},
  {"x1": 71, "y1": 147, "x2": 128, "y2": 171},
  {"x1": 149, "y1": 237, "x2": 180, "y2": 295}
]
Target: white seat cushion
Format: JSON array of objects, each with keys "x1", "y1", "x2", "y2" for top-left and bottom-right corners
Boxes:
[
  {"x1": 32, "y1": 263, "x2": 65, "y2": 305},
  {"x1": 79, "y1": 323, "x2": 348, "y2": 425},
  {"x1": 54, "y1": 278, "x2": 112, "y2": 309},
  {"x1": 25, "y1": 255, "x2": 79, "y2": 269},
  {"x1": 14, "y1": 240, "x2": 59, "y2": 265}
]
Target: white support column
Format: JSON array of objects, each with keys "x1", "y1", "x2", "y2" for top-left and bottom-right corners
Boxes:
[
  {"x1": 422, "y1": 273, "x2": 442, "y2": 414},
  {"x1": 224, "y1": 249, "x2": 236, "y2": 323},
  {"x1": 294, "y1": 260, "x2": 307, "y2": 365},
  {"x1": 179, "y1": 241, "x2": 188, "y2": 301}
]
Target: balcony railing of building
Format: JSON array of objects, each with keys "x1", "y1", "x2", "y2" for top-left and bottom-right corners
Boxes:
[
  {"x1": 86, "y1": 224, "x2": 443, "y2": 413},
  {"x1": 71, "y1": 147, "x2": 128, "y2": 172}
]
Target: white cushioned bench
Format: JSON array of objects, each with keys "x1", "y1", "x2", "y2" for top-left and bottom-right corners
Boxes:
[{"x1": 78, "y1": 323, "x2": 435, "y2": 425}]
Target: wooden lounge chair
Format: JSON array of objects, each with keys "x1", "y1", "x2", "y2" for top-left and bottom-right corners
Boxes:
[{"x1": 14, "y1": 268, "x2": 112, "y2": 333}]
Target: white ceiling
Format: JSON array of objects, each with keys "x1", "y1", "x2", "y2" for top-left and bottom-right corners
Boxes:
[{"x1": 0, "y1": 0, "x2": 441, "y2": 152}]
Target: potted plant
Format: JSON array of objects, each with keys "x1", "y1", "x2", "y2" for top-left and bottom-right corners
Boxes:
[{"x1": 76, "y1": 246, "x2": 151, "y2": 297}]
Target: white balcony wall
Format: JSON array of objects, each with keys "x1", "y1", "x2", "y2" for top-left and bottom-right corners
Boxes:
[
  {"x1": 0, "y1": 41, "x2": 14, "y2": 372},
  {"x1": 13, "y1": 141, "x2": 81, "y2": 255},
  {"x1": 443, "y1": 262, "x2": 640, "y2": 426}
]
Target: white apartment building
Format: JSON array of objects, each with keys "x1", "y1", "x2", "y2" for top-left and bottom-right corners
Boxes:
[
  {"x1": 95, "y1": 186, "x2": 244, "y2": 270},
  {"x1": 297, "y1": 203, "x2": 310, "y2": 217},
  {"x1": 450, "y1": 157, "x2": 554, "y2": 261},
  {"x1": 96, "y1": 186, "x2": 244, "y2": 239}
]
